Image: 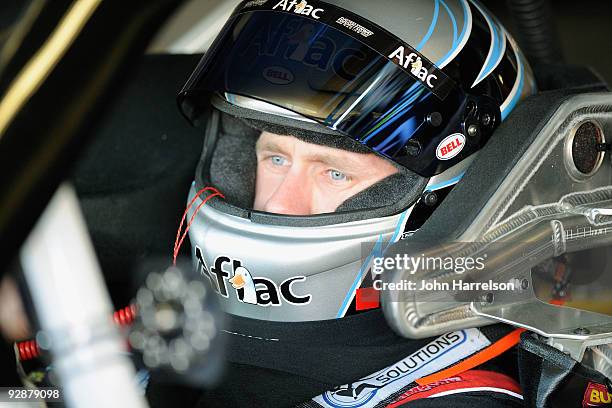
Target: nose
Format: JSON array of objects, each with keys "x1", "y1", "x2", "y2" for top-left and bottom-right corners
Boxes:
[{"x1": 262, "y1": 169, "x2": 313, "y2": 215}]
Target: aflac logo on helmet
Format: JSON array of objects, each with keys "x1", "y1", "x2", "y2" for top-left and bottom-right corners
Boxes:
[
  {"x1": 273, "y1": 0, "x2": 324, "y2": 19},
  {"x1": 388, "y1": 46, "x2": 439, "y2": 89},
  {"x1": 195, "y1": 247, "x2": 311, "y2": 307}
]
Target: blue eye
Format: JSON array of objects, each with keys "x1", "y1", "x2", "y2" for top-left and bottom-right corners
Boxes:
[
  {"x1": 329, "y1": 170, "x2": 347, "y2": 181},
  {"x1": 271, "y1": 156, "x2": 287, "y2": 166}
]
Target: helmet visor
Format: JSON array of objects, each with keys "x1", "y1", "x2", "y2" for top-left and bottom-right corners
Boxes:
[{"x1": 179, "y1": 4, "x2": 470, "y2": 176}]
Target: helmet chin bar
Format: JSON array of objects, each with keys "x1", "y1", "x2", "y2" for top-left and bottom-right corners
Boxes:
[{"x1": 382, "y1": 92, "x2": 612, "y2": 362}]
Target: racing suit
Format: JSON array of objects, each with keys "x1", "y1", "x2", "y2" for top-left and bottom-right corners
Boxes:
[{"x1": 146, "y1": 310, "x2": 525, "y2": 407}]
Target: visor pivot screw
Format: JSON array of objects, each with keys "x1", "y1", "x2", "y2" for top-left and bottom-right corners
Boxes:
[
  {"x1": 404, "y1": 140, "x2": 422, "y2": 157},
  {"x1": 423, "y1": 192, "x2": 438, "y2": 206},
  {"x1": 482, "y1": 113, "x2": 493, "y2": 127},
  {"x1": 466, "y1": 101, "x2": 477, "y2": 115},
  {"x1": 427, "y1": 112, "x2": 443, "y2": 127},
  {"x1": 467, "y1": 124, "x2": 479, "y2": 138},
  {"x1": 574, "y1": 327, "x2": 590, "y2": 335}
]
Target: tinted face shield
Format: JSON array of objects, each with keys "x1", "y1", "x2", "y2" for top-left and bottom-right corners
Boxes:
[{"x1": 179, "y1": 2, "x2": 500, "y2": 177}]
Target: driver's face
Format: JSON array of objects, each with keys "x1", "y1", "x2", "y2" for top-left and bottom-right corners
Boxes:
[{"x1": 254, "y1": 131, "x2": 398, "y2": 215}]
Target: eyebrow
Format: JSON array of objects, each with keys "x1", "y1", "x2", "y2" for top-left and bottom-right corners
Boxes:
[{"x1": 256, "y1": 139, "x2": 286, "y2": 155}]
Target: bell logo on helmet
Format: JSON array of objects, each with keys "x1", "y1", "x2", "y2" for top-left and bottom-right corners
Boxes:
[
  {"x1": 195, "y1": 247, "x2": 312, "y2": 307},
  {"x1": 388, "y1": 46, "x2": 439, "y2": 89},
  {"x1": 436, "y1": 134, "x2": 466, "y2": 161},
  {"x1": 273, "y1": 0, "x2": 324, "y2": 19},
  {"x1": 263, "y1": 66, "x2": 295, "y2": 85}
]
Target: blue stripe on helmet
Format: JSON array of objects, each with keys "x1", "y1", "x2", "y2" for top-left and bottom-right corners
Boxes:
[
  {"x1": 437, "y1": 0, "x2": 472, "y2": 69},
  {"x1": 416, "y1": 0, "x2": 441, "y2": 51},
  {"x1": 440, "y1": 0, "x2": 459, "y2": 48},
  {"x1": 426, "y1": 171, "x2": 466, "y2": 192},
  {"x1": 471, "y1": 1, "x2": 507, "y2": 87},
  {"x1": 501, "y1": 46, "x2": 525, "y2": 120}
]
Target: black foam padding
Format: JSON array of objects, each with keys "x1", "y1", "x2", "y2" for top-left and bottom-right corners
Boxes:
[
  {"x1": 209, "y1": 115, "x2": 259, "y2": 209},
  {"x1": 336, "y1": 170, "x2": 423, "y2": 212},
  {"x1": 243, "y1": 118, "x2": 373, "y2": 155},
  {"x1": 410, "y1": 88, "x2": 599, "y2": 242},
  {"x1": 207, "y1": 171, "x2": 428, "y2": 228}
]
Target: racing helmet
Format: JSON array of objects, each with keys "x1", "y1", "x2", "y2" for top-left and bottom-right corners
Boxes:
[{"x1": 177, "y1": 0, "x2": 536, "y2": 323}]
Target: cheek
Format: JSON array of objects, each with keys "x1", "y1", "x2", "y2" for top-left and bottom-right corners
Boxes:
[
  {"x1": 254, "y1": 162, "x2": 281, "y2": 209},
  {"x1": 311, "y1": 182, "x2": 359, "y2": 213}
]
